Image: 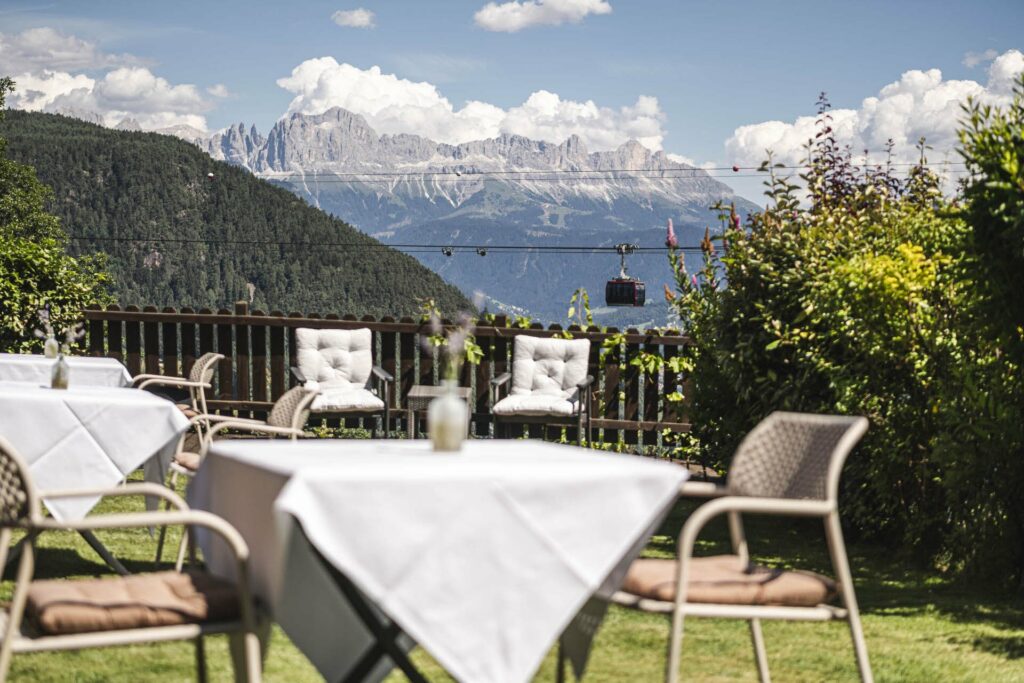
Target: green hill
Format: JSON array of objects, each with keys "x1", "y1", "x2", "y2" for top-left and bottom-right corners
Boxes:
[{"x1": 0, "y1": 110, "x2": 469, "y2": 316}]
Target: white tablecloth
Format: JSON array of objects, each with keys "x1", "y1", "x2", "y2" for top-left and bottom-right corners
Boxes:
[
  {"x1": 0, "y1": 382, "x2": 189, "y2": 521},
  {"x1": 0, "y1": 353, "x2": 132, "y2": 388},
  {"x1": 190, "y1": 439, "x2": 688, "y2": 683}
]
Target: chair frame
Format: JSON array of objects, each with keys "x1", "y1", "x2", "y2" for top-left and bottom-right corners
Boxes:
[
  {"x1": 491, "y1": 371, "x2": 594, "y2": 446},
  {"x1": 133, "y1": 352, "x2": 224, "y2": 441},
  {"x1": 579, "y1": 413, "x2": 873, "y2": 683},
  {"x1": 154, "y1": 387, "x2": 316, "y2": 566},
  {"x1": 290, "y1": 364, "x2": 394, "y2": 438},
  {"x1": 0, "y1": 437, "x2": 263, "y2": 682}
]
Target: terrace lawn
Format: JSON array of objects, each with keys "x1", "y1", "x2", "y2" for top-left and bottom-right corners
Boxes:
[{"x1": 3, "y1": 472, "x2": 1022, "y2": 682}]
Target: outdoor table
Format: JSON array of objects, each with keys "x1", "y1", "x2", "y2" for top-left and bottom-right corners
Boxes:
[
  {"x1": 0, "y1": 352, "x2": 132, "y2": 388},
  {"x1": 405, "y1": 384, "x2": 473, "y2": 439},
  {"x1": 0, "y1": 381, "x2": 189, "y2": 572},
  {"x1": 189, "y1": 439, "x2": 689, "y2": 683}
]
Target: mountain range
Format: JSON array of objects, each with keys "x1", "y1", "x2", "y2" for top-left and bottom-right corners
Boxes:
[
  {"x1": 185, "y1": 108, "x2": 758, "y2": 324},
  {"x1": 0, "y1": 110, "x2": 469, "y2": 317}
]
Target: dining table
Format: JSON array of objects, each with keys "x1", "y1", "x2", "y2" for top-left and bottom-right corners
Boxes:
[
  {"x1": 0, "y1": 381, "x2": 189, "y2": 572},
  {"x1": 0, "y1": 352, "x2": 132, "y2": 388},
  {"x1": 189, "y1": 438, "x2": 689, "y2": 683}
]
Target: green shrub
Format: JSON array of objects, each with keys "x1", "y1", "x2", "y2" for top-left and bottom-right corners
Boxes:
[{"x1": 668, "y1": 86, "x2": 1024, "y2": 584}]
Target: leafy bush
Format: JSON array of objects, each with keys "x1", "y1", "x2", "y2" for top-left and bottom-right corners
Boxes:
[
  {"x1": 0, "y1": 77, "x2": 111, "y2": 352},
  {"x1": 668, "y1": 83, "x2": 1024, "y2": 584}
]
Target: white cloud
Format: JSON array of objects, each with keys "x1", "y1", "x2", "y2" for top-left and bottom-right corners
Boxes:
[
  {"x1": 331, "y1": 8, "x2": 376, "y2": 29},
  {"x1": 207, "y1": 83, "x2": 230, "y2": 98},
  {"x1": 474, "y1": 0, "x2": 611, "y2": 33},
  {"x1": 0, "y1": 27, "x2": 141, "y2": 74},
  {"x1": 276, "y1": 57, "x2": 666, "y2": 151},
  {"x1": 963, "y1": 48, "x2": 999, "y2": 68},
  {"x1": 724, "y1": 49, "x2": 1024, "y2": 176},
  {"x1": 2, "y1": 27, "x2": 224, "y2": 133},
  {"x1": 9, "y1": 66, "x2": 212, "y2": 131},
  {"x1": 6, "y1": 69, "x2": 95, "y2": 111}
]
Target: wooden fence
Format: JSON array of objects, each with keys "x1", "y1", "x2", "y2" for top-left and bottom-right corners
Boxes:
[{"x1": 83, "y1": 303, "x2": 691, "y2": 448}]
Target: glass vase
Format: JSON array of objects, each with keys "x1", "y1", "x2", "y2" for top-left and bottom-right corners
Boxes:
[
  {"x1": 51, "y1": 353, "x2": 69, "y2": 390},
  {"x1": 428, "y1": 379, "x2": 469, "y2": 452}
]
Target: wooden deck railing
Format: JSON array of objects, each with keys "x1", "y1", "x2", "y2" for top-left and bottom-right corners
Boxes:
[{"x1": 84, "y1": 303, "x2": 691, "y2": 447}]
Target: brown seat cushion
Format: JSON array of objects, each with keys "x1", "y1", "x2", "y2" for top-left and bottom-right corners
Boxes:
[
  {"x1": 26, "y1": 570, "x2": 240, "y2": 635},
  {"x1": 176, "y1": 404, "x2": 199, "y2": 419},
  {"x1": 622, "y1": 555, "x2": 836, "y2": 607},
  {"x1": 173, "y1": 451, "x2": 202, "y2": 472}
]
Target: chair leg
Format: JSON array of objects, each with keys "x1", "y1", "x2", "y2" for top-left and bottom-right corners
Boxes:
[
  {"x1": 229, "y1": 631, "x2": 264, "y2": 683},
  {"x1": 848, "y1": 613, "x2": 873, "y2": 683},
  {"x1": 665, "y1": 608, "x2": 686, "y2": 683},
  {"x1": 194, "y1": 635, "x2": 208, "y2": 683},
  {"x1": 154, "y1": 470, "x2": 180, "y2": 567},
  {"x1": 174, "y1": 523, "x2": 191, "y2": 571},
  {"x1": 748, "y1": 619, "x2": 770, "y2": 683},
  {"x1": 825, "y1": 512, "x2": 873, "y2": 683},
  {"x1": 556, "y1": 637, "x2": 568, "y2": 683}
]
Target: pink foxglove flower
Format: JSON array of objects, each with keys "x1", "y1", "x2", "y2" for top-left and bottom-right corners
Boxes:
[{"x1": 665, "y1": 218, "x2": 678, "y2": 248}]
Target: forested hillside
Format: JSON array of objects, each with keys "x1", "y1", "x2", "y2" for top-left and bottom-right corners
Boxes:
[{"x1": 0, "y1": 110, "x2": 469, "y2": 315}]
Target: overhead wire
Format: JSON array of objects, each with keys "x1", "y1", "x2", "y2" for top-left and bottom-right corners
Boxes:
[
  {"x1": 255, "y1": 161, "x2": 969, "y2": 179},
  {"x1": 67, "y1": 235, "x2": 704, "y2": 254}
]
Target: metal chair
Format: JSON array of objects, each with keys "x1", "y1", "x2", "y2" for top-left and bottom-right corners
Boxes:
[
  {"x1": 580, "y1": 412, "x2": 872, "y2": 683},
  {"x1": 154, "y1": 386, "x2": 316, "y2": 566},
  {"x1": 491, "y1": 336, "x2": 594, "y2": 445},
  {"x1": 289, "y1": 328, "x2": 393, "y2": 437},
  {"x1": 133, "y1": 352, "x2": 224, "y2": 444},
  {"x1": 0, "y1": 436, "x2": 263, "y2": 682}
]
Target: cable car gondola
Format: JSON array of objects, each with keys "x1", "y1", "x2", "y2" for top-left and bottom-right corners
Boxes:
[{"x1": 605, "y1": 243, "x2": 646, "y2": 307}]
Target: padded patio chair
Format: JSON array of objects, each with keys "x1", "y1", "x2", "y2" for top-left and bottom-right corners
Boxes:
[
  {"x1": 154, "y1": 386, "x2": 316, "y2": 566},
  {"x1": 133, "y1": 352, "x2": 224, "y2": 449},
  {"x1": 577, "y1": 412, "x2": 872, "y2": 683},
  {"x1": 0, "y1": 436, "x2": 263, "y2": 682},
  {"x1": 491, "y1": 336, "x2": 594, "y2": 445},
  {"x1": 289, "y1": 328, "x2": 393, "y2": 438}
]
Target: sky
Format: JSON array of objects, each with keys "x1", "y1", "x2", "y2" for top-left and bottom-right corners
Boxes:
[{"x1": 1, "y1": 0, "x2": 1023, "y2": 201}]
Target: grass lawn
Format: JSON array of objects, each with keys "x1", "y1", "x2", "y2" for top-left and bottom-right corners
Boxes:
[{"x1": 3, "y1": 471, "x2": 1023, "y2": 682}]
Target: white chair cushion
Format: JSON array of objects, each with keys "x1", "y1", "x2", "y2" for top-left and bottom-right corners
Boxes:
[
  {"x1": 311, "y1": 388, "x2": 385, "y2": 413},
  {"x1": 296, "y1": 328, "x2": 373, "y2": 392},
  {"x1": 492, "y1": 394, "x2": 583, "y2": 417},
  {"x1": 510, "y1": 337, "x2": 590, "y2": 401}
]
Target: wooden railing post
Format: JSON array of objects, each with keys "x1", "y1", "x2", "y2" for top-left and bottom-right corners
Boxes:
[{"x1": 234, "y1": 302, "x2": 250, "y2": 417}]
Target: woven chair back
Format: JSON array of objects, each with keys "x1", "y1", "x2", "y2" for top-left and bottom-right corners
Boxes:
[
  {"x1": 727, "y1": 412, "x2": 868, "y2": 501},
  {"x1": 267, "y1": 387, "x2": 315, "y2": 430},
  {"x1": 0, "y1": 437, "x2": 36, "y2": 527},
  {"x1": 188, "y1": 352, "x2": 222, "y2": 385}
]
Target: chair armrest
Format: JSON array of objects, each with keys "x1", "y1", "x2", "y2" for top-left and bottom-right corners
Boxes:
[
  {"x1": 676, "y1": 496, "x2": 833, "y2": 566},
  {"x1": 190, "y1": 413, "x2": 265, "y2": 429},
  {"x1": 679, "y1": 481, "x2": 728, "y2": 498},
  {"x1": 491, "y1": 371, "x2": 512, "y2": 403},
  {"x1": 371, "y1": 365, "x2": 394, "y2": 383},
  {"x1": 205, "y1": 420, "x2": 304, "y2": 445},
  {"x1": 137, "y1": 377, "x2": 210, "y2": 391},
  {"x1": 36, "y1": 510, "x2": 249, "y2": 563},
  {"x1": 290, "y1": 366, "x2": 307, "y2": 385},
  {"x1": 576, "y1": 375, "x2": 595, "y2": 390},
  {"x1": 38, "y1": 483, "x2": 189, "y2": 512},
  {"x1": 132, "y1": 373, "x2": 183, "y2": 385}
]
